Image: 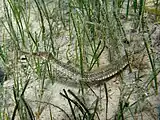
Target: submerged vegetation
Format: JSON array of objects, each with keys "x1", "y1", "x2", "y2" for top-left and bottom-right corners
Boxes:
[{"x1": 0, "y1": 0, "x2": 160, "y2": 119}]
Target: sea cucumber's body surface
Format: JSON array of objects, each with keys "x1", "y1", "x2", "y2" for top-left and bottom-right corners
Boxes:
[{"x1": 0, "y1": 68, "x2": 4, "y2": 84}]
